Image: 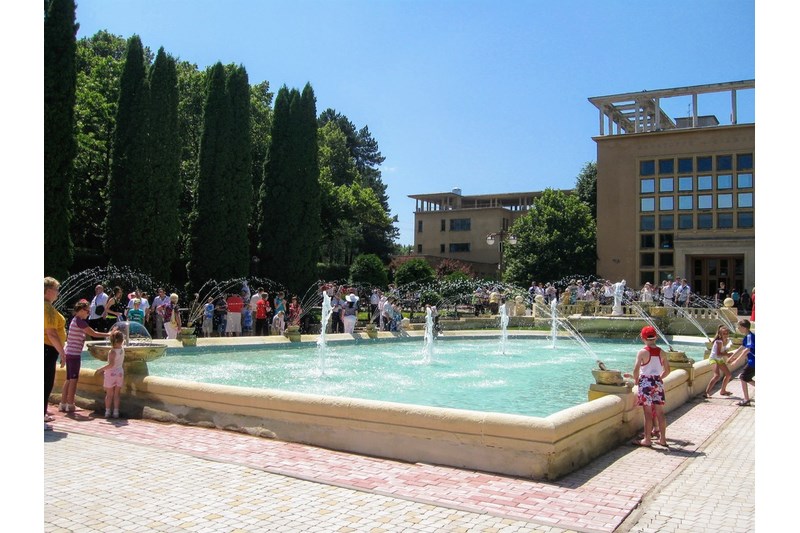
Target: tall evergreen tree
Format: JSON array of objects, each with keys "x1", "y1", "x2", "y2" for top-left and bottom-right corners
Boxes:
[
  {"x1": 44, "y1": 0, "x2": 78, "y2": 279},
  {"x1": 258, "y1": 85, "x2": 321, "y2": 294},
  {"x1": 221, "y1": 65, "x2": 253, "y2": 277},
  {"x1": 105, "y1": 35, "x2": 151, "y2": 270},
  {"x1": 188, "y1": 63, "x2": 252, "y2": 287},
  {"x1": 188, "y1": 63, "x2": 230, "y2": 287},
  {"x1": 147, "y1": 47, "x2": 181, "y2": 281}
]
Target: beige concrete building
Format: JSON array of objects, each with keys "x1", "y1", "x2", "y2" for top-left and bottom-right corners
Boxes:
[
  {"x1": 590, "y1": 80, "x2": 755, "y2": 295},
  {"x1": 409, "y1": 189, "x2": 567, "y2": 278}
]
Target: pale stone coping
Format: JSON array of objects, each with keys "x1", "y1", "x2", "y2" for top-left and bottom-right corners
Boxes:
[{"x1": 63, "y1": 330, "x2": 726, "y2": 479}]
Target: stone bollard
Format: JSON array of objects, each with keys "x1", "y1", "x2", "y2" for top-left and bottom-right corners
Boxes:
[
  {"x1": 286, "y1": 325, "x2": 302, "y2": 342},
  {"x1": 588, "y1": 368, "x2": 633, "y2": 401}
]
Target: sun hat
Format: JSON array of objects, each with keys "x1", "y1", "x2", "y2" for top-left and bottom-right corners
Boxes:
[
  {"x1": 640, "y1": 326, "x2": 658, "y2": 340},
  {"x1": 346, "y1": 293, "x2": 359, "y2": 303}
]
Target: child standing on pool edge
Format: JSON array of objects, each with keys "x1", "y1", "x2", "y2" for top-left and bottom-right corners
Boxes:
[
  {"x1": 95, "y1": 329, "x2": 125, "y2": 418},
  {"x1": 633, "y1": 325, "x2": 670, "y2": 447}
]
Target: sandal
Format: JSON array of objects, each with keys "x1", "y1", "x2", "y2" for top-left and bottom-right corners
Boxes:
[
  {"x1": 721, "y1": 391, "x2": 733, "y2": 396},
  {"x1": 44, "y1": 414, "x2": 55, "y2": 422},
  {"x1": 631, "y1": 439, "x2": 652, "y2": 447},
  {"x1": 737, "y1": 400, "x2": 751, "y2": 406}
]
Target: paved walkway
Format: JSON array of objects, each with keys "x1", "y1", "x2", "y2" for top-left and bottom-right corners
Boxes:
[{"x1": 44, "y1": 391, "x2": 754, "y2": 532}]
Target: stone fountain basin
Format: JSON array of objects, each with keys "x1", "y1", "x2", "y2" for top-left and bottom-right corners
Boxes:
[{"x1": 86, "y1": 341, "x2": 168, "y2": 362}]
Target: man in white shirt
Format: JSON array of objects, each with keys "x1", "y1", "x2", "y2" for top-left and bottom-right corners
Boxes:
[{"x1": 89, "y1": 284, "x2": 109, "y2": 332}]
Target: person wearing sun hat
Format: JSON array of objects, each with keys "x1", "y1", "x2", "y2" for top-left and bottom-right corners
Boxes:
[
  {"x1": 341, "y1": 290, "x2": 360, "y2": 333},
  {"x1": 632, "y1": 325, "x2": 670, "y2": 448}
]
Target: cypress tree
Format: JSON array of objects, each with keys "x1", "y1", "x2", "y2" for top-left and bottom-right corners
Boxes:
[
  {"x1": 188, "y1": 62, "x2": 239, "y2": 287},
  {"x1": 44, "y1": 0, "x2": 78, "y2": 279},
  {"x1": 295, "y1": 83, "x2": 321, "y2": 291},
  {"x1": 258, "y1": 86, "x2": 293, "y2": 285},
  {"x1": 106, "y1": 35, "x2": 151, "y2": 270},
  {"x1": 220, "y1": 65, "x2": 253, "y2": 277},
  {"x1": 147, "y1": 47, "x2": 181, "y2": 281}
]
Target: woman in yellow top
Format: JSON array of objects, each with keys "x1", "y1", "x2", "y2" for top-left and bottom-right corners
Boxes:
[{"x1": 44, "y1": 277, "x2": 66, "y2": 431}]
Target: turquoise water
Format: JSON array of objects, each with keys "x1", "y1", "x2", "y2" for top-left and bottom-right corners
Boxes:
[{"x1": 81, "y1": 337, "x2": 701, "y2": 418}]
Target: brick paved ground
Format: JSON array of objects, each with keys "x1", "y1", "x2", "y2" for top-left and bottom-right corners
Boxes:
[{"x1": 43, "y1": 387, "x2": 754, "y2": 532}]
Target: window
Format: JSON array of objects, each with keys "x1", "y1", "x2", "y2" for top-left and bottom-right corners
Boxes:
[
  {"x1": 440, "y1": 244, "x2": 445, "y2": 253},
  {"x1": 679, "y1": 214, "x2": 693, "y2": 229},
  {"x1": 659, "y1": 215, "x2": 674, "y2": 230},
  {"x1": 449, "y1": 218, "x2": 471, "y2": 231},
  {"x1": 659, "y1": 178, "x2": 674, "y2": 192},
  {"x1": 640, "y1": 160, "x2": 655, "y2": 176},
  {"x1": 717, "y1": 174, "x2": 733, "y2": 189},
  {"x1": 737, "y1": 173, "x2": 753, "y2": 188},
  {"x1": 440, "y1": 219, "x2": 445, "y2": 231},
  {"x1": 697, "y1": 175, "x2": 713, "y2": 190},
  {"x1": 659, "y1": 159, "x2": 674, "y2": 174},
  {"x1": 640, "y1": 253, "x2": 655, "y2": 267},
  {"x1": 659, "y1": 196, "x2": 674, "y2": 211},
  {"x1": 641, "y1": 216, "x2": 655, "y2": 231},
  {"x1": 717, "y1": 155, "x2": 733, "y2": 171},
  {"x1": 678, "y1": 158, "x2": 693, "y2": 173},
  {"x1": 738, "y1": 192, "x2": 753, "y2": 208},
  {"x1": 697, "y1": 156, "x2": 713, "y2": 172},
  {"x1": 737, "y1": 153, "x2": 754, "y2": 170},
  {"x1": 678, "y1": 176, "x2": 693, "y2": 191},
  {"x1": 641, "y1": 198, "x2": 655, "y2": 212},
  {"x1": 640, "y1": 179, "x2": 655, "y2": 194},
  {"x1": 717, "y1": 194, "x2": 733, "y2": 209},
  {"x1": 640, "y1": 271, "x2": 656, "y2": 285},
  {"x1": 718, "y1": 213, "x2": 734, "y2": 229},
  {"x1": 449, "y1": 243, "x2": 470, "y2": 253},
  {"x1": 640, "y1": 234, "x2": 655, "y2": 249},
  {"x1": 659, "y1": 252, "x2": 674, "y2": 267},
  {"x1": 660, "y1": 234, "x2": 674, "y2": 249},
  {"x1": 698, "y1": 213, "x2": 713, "y2": 229},
  {"x1": 698, "y1": 195, "x2": 713, "y2": 209},
  {"x1": 417, "y1": 244, "x2": 422, "y2": 253},
  {"x1": 738, "y1": 212, "x2": 754, "y2": 228},
  {"x1": 417, "y1": 220, "x2": 423, "y2": 233},
  {"x1": 678, "y1": 195, "x2": 693, "y2": 210}
]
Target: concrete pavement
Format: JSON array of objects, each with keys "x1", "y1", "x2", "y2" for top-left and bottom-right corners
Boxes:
[{"x1": 44, "y1": 390, "x2": 754, "y2": 532}]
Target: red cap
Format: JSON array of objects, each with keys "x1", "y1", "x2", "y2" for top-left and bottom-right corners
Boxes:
[{"x1": 640, "y1": 326, "x2": 658, "y2": 340}]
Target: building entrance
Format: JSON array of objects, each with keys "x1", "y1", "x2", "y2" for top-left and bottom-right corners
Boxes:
[{"x1": 690, "y1": 256, "x2": 745, "y2": 298}]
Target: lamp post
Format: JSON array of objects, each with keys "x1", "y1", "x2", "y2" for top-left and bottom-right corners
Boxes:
[{"x1": 486, "y1": 230, "x2": 517, "y2": 274}]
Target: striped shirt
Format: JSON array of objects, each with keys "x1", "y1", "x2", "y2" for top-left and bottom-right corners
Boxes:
[{"x1": 65, "y1": 317, "x2": 89, "y2": 357}]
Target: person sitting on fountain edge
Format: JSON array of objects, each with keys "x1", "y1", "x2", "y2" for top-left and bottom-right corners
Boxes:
[{"x1": 632, "y1": 326, "x2": 670, "y2": 447}]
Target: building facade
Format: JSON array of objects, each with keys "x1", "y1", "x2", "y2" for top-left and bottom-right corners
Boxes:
[
  {"x1": 409, "y1": 189, "x2": 564, "y2": 278},
  {"x1": 590, "y1": 80, "x2": 755, "y2": 295}
]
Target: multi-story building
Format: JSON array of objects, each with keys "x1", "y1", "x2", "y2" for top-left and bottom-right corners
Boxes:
[
  {"x1": 409, "y1": 80, "x2": 754, "y2": 294},
  {"x1": 590, "y1": 80, "x2": 755, "y2": 295},
  {"x1": 409, "y1": 189, "x2": 568, "y2": 278}
]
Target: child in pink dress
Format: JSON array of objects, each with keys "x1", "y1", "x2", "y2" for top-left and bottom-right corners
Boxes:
[{"x1": 95, "y1": 329, "x2": 125, "y2": 418}]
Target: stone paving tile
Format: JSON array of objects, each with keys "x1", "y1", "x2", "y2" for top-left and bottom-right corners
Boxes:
[{"x1": 45, "y1": 391, "x2": 752, "y2": 532}]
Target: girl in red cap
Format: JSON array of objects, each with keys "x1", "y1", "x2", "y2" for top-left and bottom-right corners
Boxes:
[{"x1": 633, "y1": 325, "x2": 670, "y2": 447}]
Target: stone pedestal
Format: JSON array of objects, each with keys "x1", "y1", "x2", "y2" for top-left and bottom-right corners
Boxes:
[
  {"x1": 286, "y1": 325, "x2": 302, "y2": 342},
  {"x1": 178, "y1": 328, "x2": 197, "y2": 347},
  {"x1": 365, "y1": 324, "x2": 378, "y2": 339},
  {"x1": 588, "y1": 382, "x2": 633, "y2": 402},
  {"x1": 669, "y1": 360, "x2": 696, "y2": 383}
]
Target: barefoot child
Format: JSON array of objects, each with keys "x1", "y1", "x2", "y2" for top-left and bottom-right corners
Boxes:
[
  {"x1": 60, "y1": 300, "x2": 110, "y2": 413},
  {"x1": 704, "y1": 325, "x2": 734, "y2": 397},
  {"x1": 633, "y1": 325, "x2": 670, "y2": 447},
  {"x1": 95, "y1": 329, "x2": 125, "y2": 418},
  {"x1": 727, "y1": 318, "x2": 755, "y2": 406}
]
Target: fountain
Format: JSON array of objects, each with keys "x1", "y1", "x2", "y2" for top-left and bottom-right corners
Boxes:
[
  {"x1": 499, "y1": 302, "x2": 510, "y2": 354},
  {"x1": 670, "y1": 304, "x2": 711, "y2": 341},
  {"x1": 534, "y1": 299, "x2": 597, "y2": 360},
  {"x1": 422, "y1": 305, "x2": 435, "y2": 363},
  {"x1": 317, "y1": 291, "x2": 333, "y2": 374},
  {"x1": 86, "y1": 320, "x2": 167, "y2": 374}
]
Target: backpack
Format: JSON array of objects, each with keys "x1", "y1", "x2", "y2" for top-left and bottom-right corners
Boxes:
[{"x1": 162, "y1": 304, "x2": 173, "y2": 323}]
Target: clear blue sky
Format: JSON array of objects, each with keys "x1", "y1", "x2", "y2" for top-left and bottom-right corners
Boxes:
[{"x1": 69, "y1": 0, "x2": 755, "y2": 245}]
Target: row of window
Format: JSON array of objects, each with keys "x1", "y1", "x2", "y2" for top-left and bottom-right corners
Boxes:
[
  {"x1": 640, "y1": 154, "x2": 753, "y2": 176},
  {"x1": 417, "y1": 218, "x2": 472, "y2": 232},
  {"x1": 641, "y1": 192, "x2": 754, "y2": 212},
  {"x1": 641, "y1": 173, "x2": 753, "y2": 194},
  {"x1": 641, "y1": 211, "x2": 754, "y2": 231}
]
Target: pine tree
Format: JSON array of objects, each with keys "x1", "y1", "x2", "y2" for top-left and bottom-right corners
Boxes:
[
  {"x1": 106, "y1": 35, "x2": 151, "y2": 270},
  {"x1": 295, "y1": 83, "x2": 321, "y2": 291},
  {"x1": 44, "y1": 0, "x2": 78, "y2": 279},
  {"x1": 147, "y1": 47, "x2": 181, "y2": 280}
]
